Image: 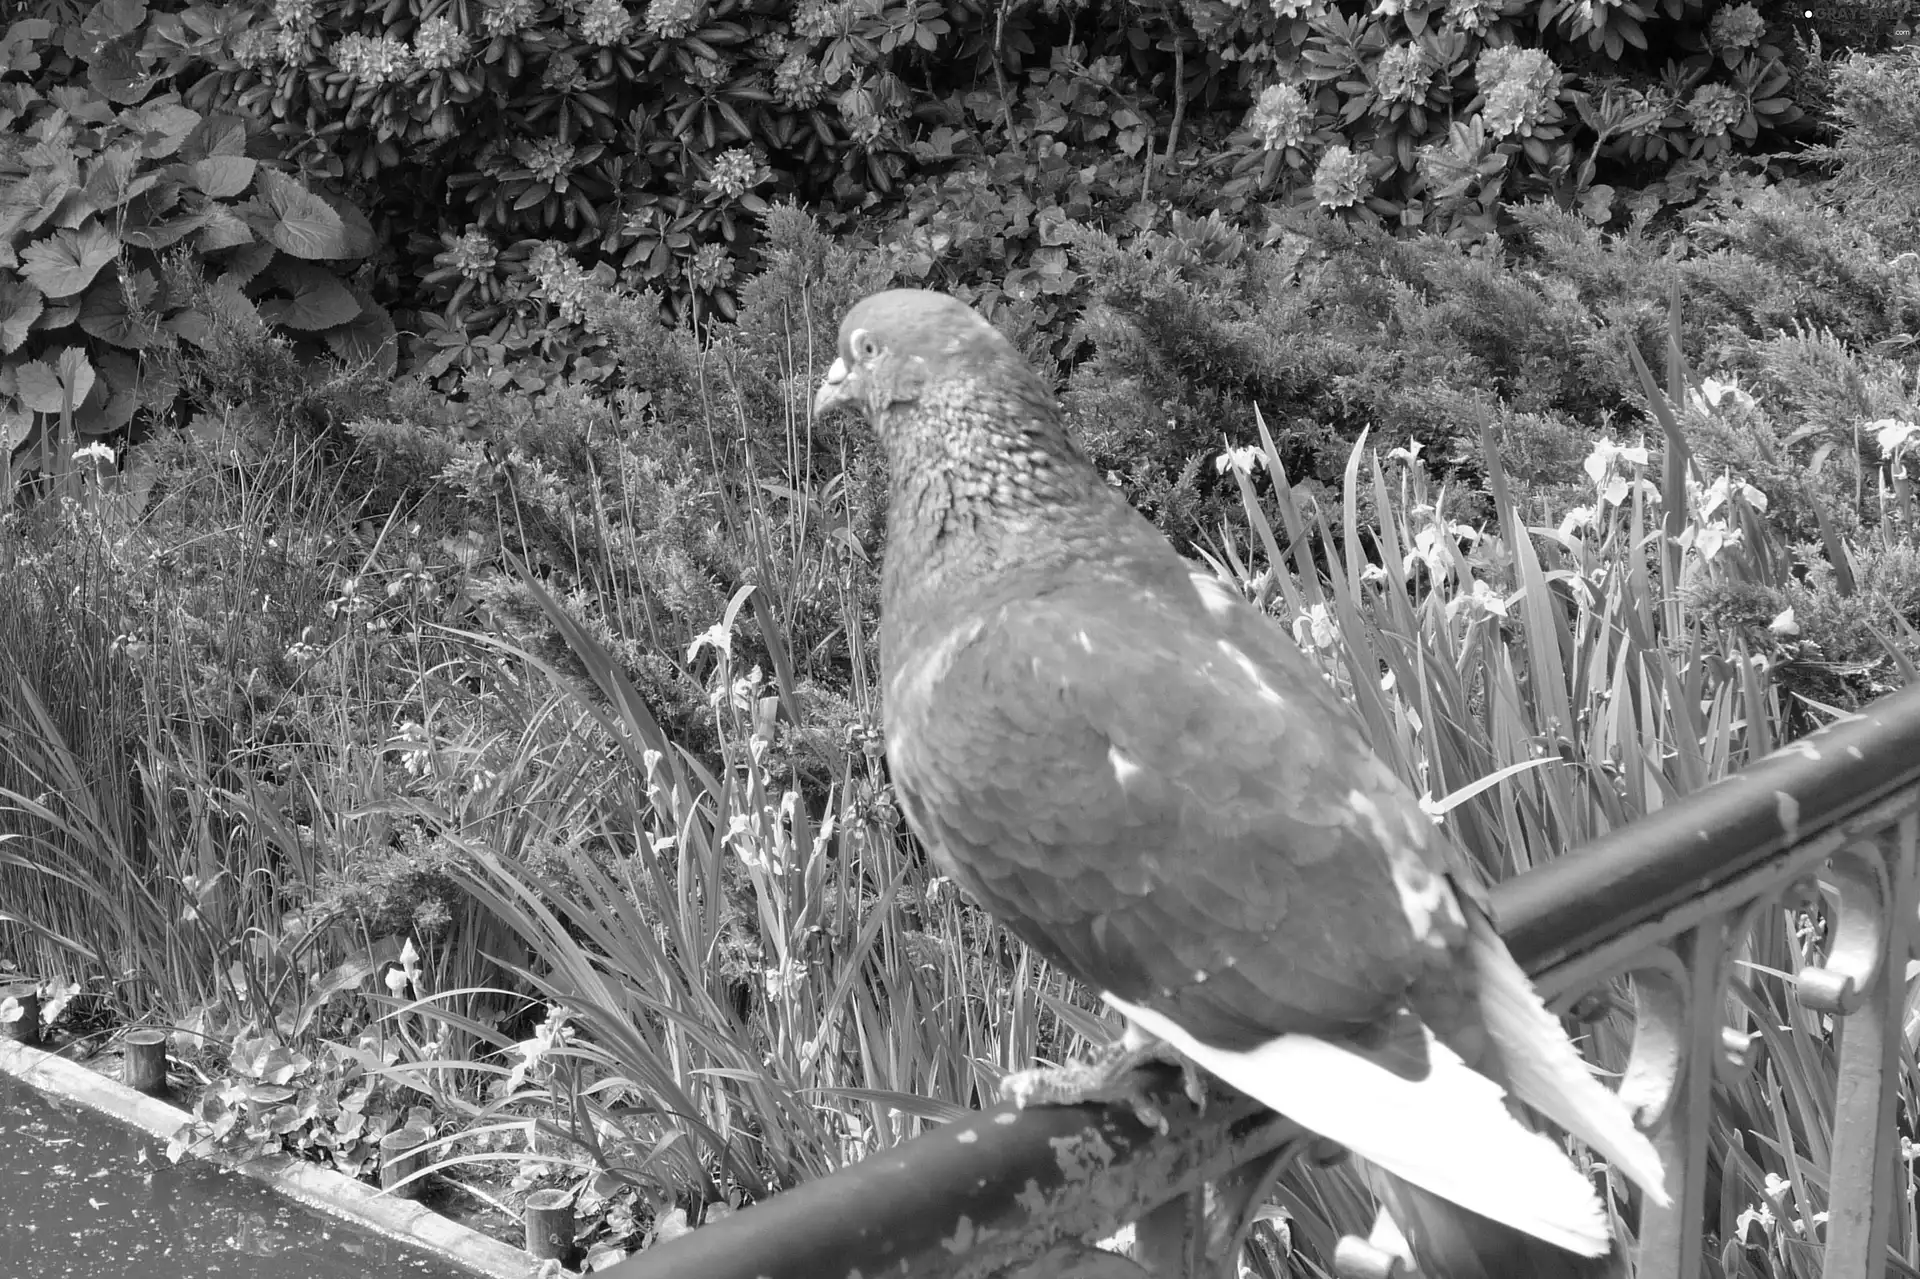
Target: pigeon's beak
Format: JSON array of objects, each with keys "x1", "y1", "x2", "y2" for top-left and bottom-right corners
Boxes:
[{"x1": 813, "y1": 356, "x2": 855, "y2": 417}]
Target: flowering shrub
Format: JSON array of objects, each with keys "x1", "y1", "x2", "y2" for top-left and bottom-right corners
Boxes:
[
  {"x1": 11, "y1": 0, "x2": 1833, "y2": 394},
  {"x1": 0, "y1": 5, "x2": 384, "y2": 492},
  {"x1": 1224, "y1": 1, "x2": 1803, "y2": 234}
]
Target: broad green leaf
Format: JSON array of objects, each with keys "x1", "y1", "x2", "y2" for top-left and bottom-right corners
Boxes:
[
  {"x1": 166, "y1": 308, "x2": 212, "y2": 347},
  {"x1": 224, "y1": 238, "x2": 275, "y2": 283},
  {"x1": 255, "y1": 169, "x2": 348, "y2": 259},
  {"x1": 79, "y1": 143, "x2": 153, "y2": 213},
  {"x1": 75, "y1": 348, "x2": 136, "y2": 435},
  {"x1": 47, "y1": 82, "x2": 116, "y2": 125},
  {"x1": 19, "y1": 224, "x2": 121, "y2": 298},
  {"x1": 122, "y1": 99, "x2": 200, "y2": 158},
  {"x1": 197, "y1": 202, "x2": 253, "y2": 251},
  {"x1": 258, "y1": 262, "x2": 359, "y2": 331},
  {"x1": 315, "y1": 187, "x2": 375, "y2": 259},
  {"x1": 81, "y1": 0, "x2": 148, "y2": 48},
  {"x1": 191, "y1": 154, "x2": 254, "y2": 198},
  {"x1": 123, "y1": 207, "x2": 206, "y2": 250},
  {"x1": 79, "y1": 274, "x2": 158, "y2": 348},
  {"x1": 207, "y1": 274, "x2": 262, "y2": 331},
  {"x1": 181, "y1": 113, "x2": 247, "y2": 165},
  {"x1": 323, "y1": 288, "x2": 397, "y2": 376},
  {"x1": 0, "y1": 278, "x2": 43, "y2": 353},
  {"x1": 0, "y1": 21, "x2": 53, "y2": 76},
  {"x1": 0, "y1": 406, "x2": 29, "y2": 452},
  {"x1": 86, "y1": 39, "x2": 155, "y2": 106},
  {"x1": 57, "y1": 346, "x2": 95, "y2": 408},
  {"x1": 5, "y1": 171, "x2": 75, "y2": 239},
  {"x1": 35, "y1": 299, "x2": 81, "y2": 330},
  {"x1": 16, "y1": 348, "x2": 94, "y2": 412},
  {"x1": 117, "y1": 177, "x2": 184, "y2": 241}
]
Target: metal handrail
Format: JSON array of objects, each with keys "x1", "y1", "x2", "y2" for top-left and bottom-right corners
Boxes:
[{"x1": 607, "y1": 682, "x2": 1920, "y2": 1279}]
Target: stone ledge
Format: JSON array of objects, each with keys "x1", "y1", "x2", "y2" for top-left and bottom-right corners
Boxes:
[{"x1": 0, "y1": 1036, "x2": 562, "y2": 1279}]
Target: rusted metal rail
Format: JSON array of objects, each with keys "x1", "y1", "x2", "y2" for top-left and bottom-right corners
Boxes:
[{"x1": 607, "y1": 683, "x2": 1920, "y2": 1279}]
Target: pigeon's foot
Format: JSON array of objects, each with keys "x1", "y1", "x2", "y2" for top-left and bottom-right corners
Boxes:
[{"x1": 999, "y1": 1032, "x2": 1205, "y2": 1133}]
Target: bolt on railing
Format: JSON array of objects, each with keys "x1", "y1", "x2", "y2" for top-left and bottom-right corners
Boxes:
[{"x1": 606, "y1": 682, "x2": 1920, "y2": 1279}]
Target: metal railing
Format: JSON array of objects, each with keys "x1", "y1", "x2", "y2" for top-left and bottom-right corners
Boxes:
[{"x1": 608, "y1": 683, "x2": 1920, "y2": 1279}]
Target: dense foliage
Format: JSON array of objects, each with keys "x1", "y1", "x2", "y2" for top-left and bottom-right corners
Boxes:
[
  {"x1": 2, "y1": 0, "x2": 1920, "y2": 1271},
  {"x1": 0, "y1": 13, "x2": 390, "y2": 501},
  {"x1": 0, "y1": 0, "x2": 1866, "y2": 406}
]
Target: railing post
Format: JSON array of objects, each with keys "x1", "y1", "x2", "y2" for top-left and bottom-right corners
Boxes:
[
  {"x1": 1815, "y1": 816, "x2": 1919, "y2": 1279},
  {"x1": 1633, "y1": 923, "x2": 1725, "y2": 1279}
]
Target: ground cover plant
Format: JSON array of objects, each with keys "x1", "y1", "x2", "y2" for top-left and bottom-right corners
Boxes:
[{"x1": 2, "y1": 2, "x2": 1920, "y2": 1273}]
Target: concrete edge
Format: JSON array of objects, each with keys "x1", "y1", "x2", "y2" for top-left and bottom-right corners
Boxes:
[{"x1": 0, "y1": 1037, "x2": 558, "y2": 1279}]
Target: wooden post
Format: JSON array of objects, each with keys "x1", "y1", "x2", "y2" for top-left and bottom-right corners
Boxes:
[
  {"x1": 525, "y1": 1188, "x2": 575, "y2": 1266},
  {"x1": 123, "y1": 1028, "x2": 168, "y2": 1095},
  {"x1": 0, "y1": 984, "x2": 39, "y2": 1045},
  {"x1": 380, "y1": 1127, "x2": 429, "y2": 1200}
]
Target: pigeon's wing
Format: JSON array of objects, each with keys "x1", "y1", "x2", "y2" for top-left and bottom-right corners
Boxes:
[{"x1": 886, "y1": 567, "x2": 1468, "y2": 1052}]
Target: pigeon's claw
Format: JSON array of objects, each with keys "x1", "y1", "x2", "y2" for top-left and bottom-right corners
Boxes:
[{"x1": 999, "y1": 1036, "x2": 1202, "y2": 1133}]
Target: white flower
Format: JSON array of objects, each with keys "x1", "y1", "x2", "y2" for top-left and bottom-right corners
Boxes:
[
  {"x1": 1312, "y1": 145, "x2": 1371, "y2": 209},
  {"x1": 1247, "y1": 82, "x2": 1312, "y2": 152},
  {"x1": 1769, "y1": 607, "x2": 1798, "y2": 637},
  {"x1": 1446, "y1": 578, "x2": 1512, "y2": 622},
  {"x1": 1404, "y1": 520, "x2": 1480, "y2": 577},
  {"x1": 1685, "y1": 521, "x2": 1740, "y2": 562},
  {"x1": 687, "y1": 617, "x2": 735, "y2": 663},
  {"x1": 1871, "y1": 418, "x2": 1919, "y2": 472},
  {"x1": 763, "y1": 957, "x2": 809, "y2": 1001},
  {"x1": 73, "y1": 441, "x2": 115, "y2": 465},
  {"x1": 1695, "y1": 472, "x2": 1767, "y2": 519},
  {"x1": 1709, "y1": 2, "x2": 1766, "y2": 50},
  {"x1": 1292, "y1": 603, "x2": 1336, "y2": 650},
  {"x1": 1215, "y1": 445, "x2": 1268, "y2": 478},
  {"x1": 1687, "y1": 374, "x2": 1757, "y2": 413},
  {"x1": 1388, "y1": 438, "x2": 1424, "y2": 465},
  {"x1": 1558, "y1": 505, "x2": 1595, "y2": 537},
  {"x1": 412, "y1": 15, "x2": 470, "y2": 68},
  {"x1": 1583, "y1": 438, "x2": 1650, "y2": 506},
  {"x1": 578, "y1": 0, "x2": 635, "y2": 43},
  {"x1": 1735, "y1": 1202, "x2": 1776, "y2": 1241}
]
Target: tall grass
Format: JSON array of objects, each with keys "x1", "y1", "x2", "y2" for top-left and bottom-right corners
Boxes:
[{"x1": 3, "y1": 281, "x2": 1917, "y2": 1275}]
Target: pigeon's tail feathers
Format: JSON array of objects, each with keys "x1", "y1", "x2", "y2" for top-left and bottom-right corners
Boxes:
[
  {"x1": 1367, "y1": 1171, "x2": 1632, "y2": 1279},
  {"x1": 1467, "y1": 909, "x2": 1671, "y2": 1206},
  {"x1": 1102, "y1": 993, "x2": 1612, "y2": 1258}
]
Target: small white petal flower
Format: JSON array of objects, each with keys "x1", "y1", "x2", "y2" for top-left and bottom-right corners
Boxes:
[
  {"x1": 1292, "y1": 603, "x2": 1336, "y2": 650},
  {"x1": 1768, "y1": 607, "x2": 1798, "y2": 637},
  {"x1": 1446, "y1": 578, "x2": 1511, "y2": 622},
  {"x1": 1688, "y1": 374, "x2": 1757, "y2": 414},
  {"x1": 1871, "y1": 418, "x2": 1919, "y2": 456},
  {"x1": 1558, "y1": 505, "x2": 1595, "y2": 537},
  {"x1": 1215, "y1": 445, "x2": 1268, "y2": 478}
]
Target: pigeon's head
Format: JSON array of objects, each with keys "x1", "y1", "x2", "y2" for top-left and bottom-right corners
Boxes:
[{"x1": 813, "y1": 290, "x2": 1026, "y2": 421}]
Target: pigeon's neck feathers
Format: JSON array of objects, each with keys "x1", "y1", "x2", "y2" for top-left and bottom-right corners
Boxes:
[{"x1": 877, "y1": 368, "x2": 1170, "y2": 639}]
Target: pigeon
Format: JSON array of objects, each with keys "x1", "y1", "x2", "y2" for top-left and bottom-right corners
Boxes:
[{"x1": 813, "y1": 288, "x2": 1668, "y2": 1276}]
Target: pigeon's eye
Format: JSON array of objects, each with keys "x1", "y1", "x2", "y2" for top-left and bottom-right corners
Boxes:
[{"x1": 849, "y1": 328, "x2": 878, "y2": 362}]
